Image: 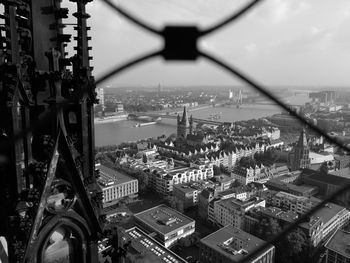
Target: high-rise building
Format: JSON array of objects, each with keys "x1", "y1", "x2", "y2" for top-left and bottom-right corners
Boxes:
[
  {"x1": 96, "y1": 87, "x2": 105, "y2": 111},
  {"x1": 289, "y1": 129, "x2": 311, "y2": 171},
  {"x1": 229, "y1": 89, "x2": 233, "y2": 99}
]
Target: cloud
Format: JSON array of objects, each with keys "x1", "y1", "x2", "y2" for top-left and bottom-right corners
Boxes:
[
  {"x1": 254, "y1": 0, "x2": 311, "y2": 23},
  {"x1": 245, "y1": 43, "x2": 257, "y2": 54}
]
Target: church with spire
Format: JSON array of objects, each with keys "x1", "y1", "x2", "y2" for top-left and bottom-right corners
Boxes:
[
  {"x1": 177, "y1": 107, "x2": 209, "y2": 147},
  {"x1": 177, "y1": 106, "x2": 193, "y2": 140},
  {"x1": 289, "y1": 128, "x2": 311, "y2": 171}
]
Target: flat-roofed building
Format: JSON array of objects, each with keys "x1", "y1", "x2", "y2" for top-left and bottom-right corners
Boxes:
[
  {"x1": 134, "y1": 205, "x2": 195, "y2": 248},
  {"x1": 299, "y1": 202, "x2": 350, "y2": 247},
  {"x1": 173, "y1": 181, "x2": 215, "y2": 210},
  {"x1": 212, "y1": 197, "x2": 266, "y2": 229},
  {"x1": 123, "y1": 227, "x2": 187, "y2": 263},
  {"x1": 199, "y1": 225, "x2": 275, "y2": 263},
  {"x1": 302, "y1": 168, "x2": 350, "y2": 208},
  {"x1": 210, "y1": 174, "x2": 235, "y2": 192},
  {"x1": 244, "y1": 206, "x2": 299, "y2": 233},
  {"x1": 97, "y1": 164, "x2": 138, "y2": 206},
  {"x1": 266, "y1": 179, "x2": 319, "y2": 197},
  {"x1": 269, "y1": 191, "x2": 321, "y2": 215},
  {"x1": 325, "y1": 229, "x2": 350, "y2": 263}
]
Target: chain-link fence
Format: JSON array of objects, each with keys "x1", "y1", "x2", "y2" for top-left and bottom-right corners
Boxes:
[
  {"x1": 95, "y1": 0, "x2": 350, "y2": 262},
  {"x1": 1, "y1": 0, "x2": 349, "y2": 262}
]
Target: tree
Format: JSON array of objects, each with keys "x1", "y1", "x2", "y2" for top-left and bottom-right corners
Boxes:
[
  {"x1": 239, "y1": 156, "x2": 257, "y2": 168},
  {"x1": 285, "y1": 229, "x2": 307, "y2": 256},
  {"x1": 213, "y1": 165, "x2": 221, "y2": 175},
  {"x1": 277, "y1": 229, "x2": 309, "y2": 263},
  {"x1": 255, "y1": 218, "x2": 281, "y2": 239},
  {"x1": 254, "y1": 218, "x2": 310, "y2": 263},
  {"x1": 142, "y1": 154, "x2": 147, "y2": 164}
]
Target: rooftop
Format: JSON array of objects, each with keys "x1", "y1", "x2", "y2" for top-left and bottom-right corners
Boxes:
[
  {"x1": 200, "y1": 225, "x2": 274, "y2": 262},
  {"x1": 330, "y1": 168, "x2": 350, "y2": 179},
  {"x1": 97, "y1": 164, "x2": 136, "y2": 187},
  {"x1": 134, "y1": 205, "x2": 195, "y2": 235},
  {"x1": 173, "y1": 181, "x2": 214, "y2": 194},
  {"x1": 299, "y1": 202, "x2": 348, "y2": 229},
  {"x1": 218, "y1": 197, "x2": 264, "y2": 213},
  {"x1": 257, "y1": 206, "x2": 299, "y2": 223},
  {"x1": 302, "y1": 168, "x2": 350, "y2": 186},
  {"x1": 125, "y1": 227, "x2": 187, "y2": 263},
  {"x1": 325, "y1": 229, "x2": 350, "y2": 259},
  {"x1": 211, "y1": 174, "x2": 234, "y2": 184}
]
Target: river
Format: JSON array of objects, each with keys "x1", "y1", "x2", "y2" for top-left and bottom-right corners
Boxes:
[{"x1": 95, "y1": 94, "x2": 310, "y2": 146}]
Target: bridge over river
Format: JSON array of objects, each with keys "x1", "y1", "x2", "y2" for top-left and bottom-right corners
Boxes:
[{"x1": 128, "y1": 112, "x2": 223, "y2": 126}]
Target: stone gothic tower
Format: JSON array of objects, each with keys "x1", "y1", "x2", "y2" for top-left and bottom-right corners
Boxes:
[
  {"x1": 289, "y1": 129, "x2": 311, "y2": 171},
  {"x1": 177, "y1": 107, "x2": 190, "y2": 140}
]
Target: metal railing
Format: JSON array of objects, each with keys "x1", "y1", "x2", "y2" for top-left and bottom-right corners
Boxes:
[
  {"x1": 95, "y1": 1, "x2": 350, "y2": 262},
  {"x1": 0, "y1": 0, "x2": 349, "y2": 262}
]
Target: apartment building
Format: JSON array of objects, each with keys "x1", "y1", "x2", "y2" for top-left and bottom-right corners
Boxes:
[
  {"x1": 299, "y1": 203, "x2": 350, "y2": 247},
  {"x1": 173, "y1": 181, "x2": 215, "y2": 209},
  {"x1": 96, "y1": 164, "x2": 138, "y2": 206},
  {"x1": 146, "y1": 164, "x2": 214, "y2": 196},
  {"x1": 210, "y1": 197, "x2": 266, "y2": 229},
  {"x1": 123, "y1": 227, "x2": 187, "y2": 263},
  {"x1": 134, "y1": 205, "x2": 195, "y2": 248},
  {"x1": 199, "y1": 225, "x2": 275, "y2": 263},
  {"x1": 231, "y1": 165, "x2": 270, "y2": 185},
  {"x1": 268, "y1": 191, "x2": 321, "y2": 215},
  {"x1": 325, "y1": 229, "x2": 350, "y2": 263}
]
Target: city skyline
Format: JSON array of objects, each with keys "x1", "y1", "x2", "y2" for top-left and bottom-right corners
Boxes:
[{"x1": 85, "y1": 0, "x2": 350, "y2": 88}]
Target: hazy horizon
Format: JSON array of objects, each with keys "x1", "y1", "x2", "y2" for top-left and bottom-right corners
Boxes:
[{"x1": 76, "y1": 0, "x2": 350, "y2": 88}]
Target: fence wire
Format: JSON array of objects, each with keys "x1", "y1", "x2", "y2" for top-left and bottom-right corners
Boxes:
[
  {"x1": 1, "y1": 0, "x2": 349, "y2": 262},
  {"x1": 97, "y1": 0, "x2": 350, "y2": 262}
]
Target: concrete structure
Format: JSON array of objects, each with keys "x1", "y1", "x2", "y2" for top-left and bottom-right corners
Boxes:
[
  {"x1": 309, "y1": 151, "x2": 334, "y2": 165},
  {"x1": 123, "y1": 227, "x2": 187, "y2": 263},
  {"x1": 298, "y1": 202, "x2": 350, "y2": 247},
  {"x1": 134, "y1": 205, "x2": 195, "y2": 248},
  {"x1": 231, "y1": 165, "x2": 271, "y2": 185},
  {"x1": 302, "y1": 169, "x2": 350, "y2": 208},
  {"x1": 96, "y1": 87, "x2": 105, "y2": 111},
  {"x1": 244, "y1": 206, "x2": 299, "y2": 233},
  {"x1": 271, "y1": 170, "x2": 301, "y2": 184},
  {"x1": 97, "y1": 164, "x2": 138, "y2": 206},
  {"x1": 211, "y1": 174, "x2": 235, "y2": 192},
  {"x1": 199, "y1": 225, "x2": 275, "y2": 263},
  {"x1": 146, "y1": 164, "x2": 214, "y2": 196},
  {"x1": 268, "y1": 191, "x2": 321, "y2": 215},
  {"x1": 198, "y1": 189, "x2": 216, "y2": 220},
  {"x1": 266, "y1": 179, "x2": 319, "y2": 197},
  {"x1": 173, "y1": 181, "x2": 215, "y2": 210},
  {"x1": 325, "y1": 229, "x2": 350, "y2": 263},
  {"x1": 211, "y1": 197, "x2": 266, "y2": 228},
  {"x1": 289, "y1": 129, "x2": 311, "y2": 171},
  {"x1": 334, "y1": 155, "x2": 350, "y2": 170},
  {"x1": 207, "y1": 143, "x2": 265, "y2": 171}
]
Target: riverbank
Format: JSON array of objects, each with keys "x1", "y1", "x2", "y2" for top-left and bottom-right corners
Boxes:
[
  {"x1": 94, "y1": 114, "x2": 127, "y2": 124},
  {"x1": 94, "y1": 105, "x2": 281, "y2": 146}
]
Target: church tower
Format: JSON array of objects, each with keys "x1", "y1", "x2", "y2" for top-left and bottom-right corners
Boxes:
[
  {"x1": 289, "y1": 128, "x2": 311, "y2": 171},
  {"x1": 177, "y1": 107, "x2": 189, "y2": 140}
]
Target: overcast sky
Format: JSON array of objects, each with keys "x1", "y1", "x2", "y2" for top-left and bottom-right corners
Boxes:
[{"x1": 84, "y1": 0, "x2": 350, "y2": 88}]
